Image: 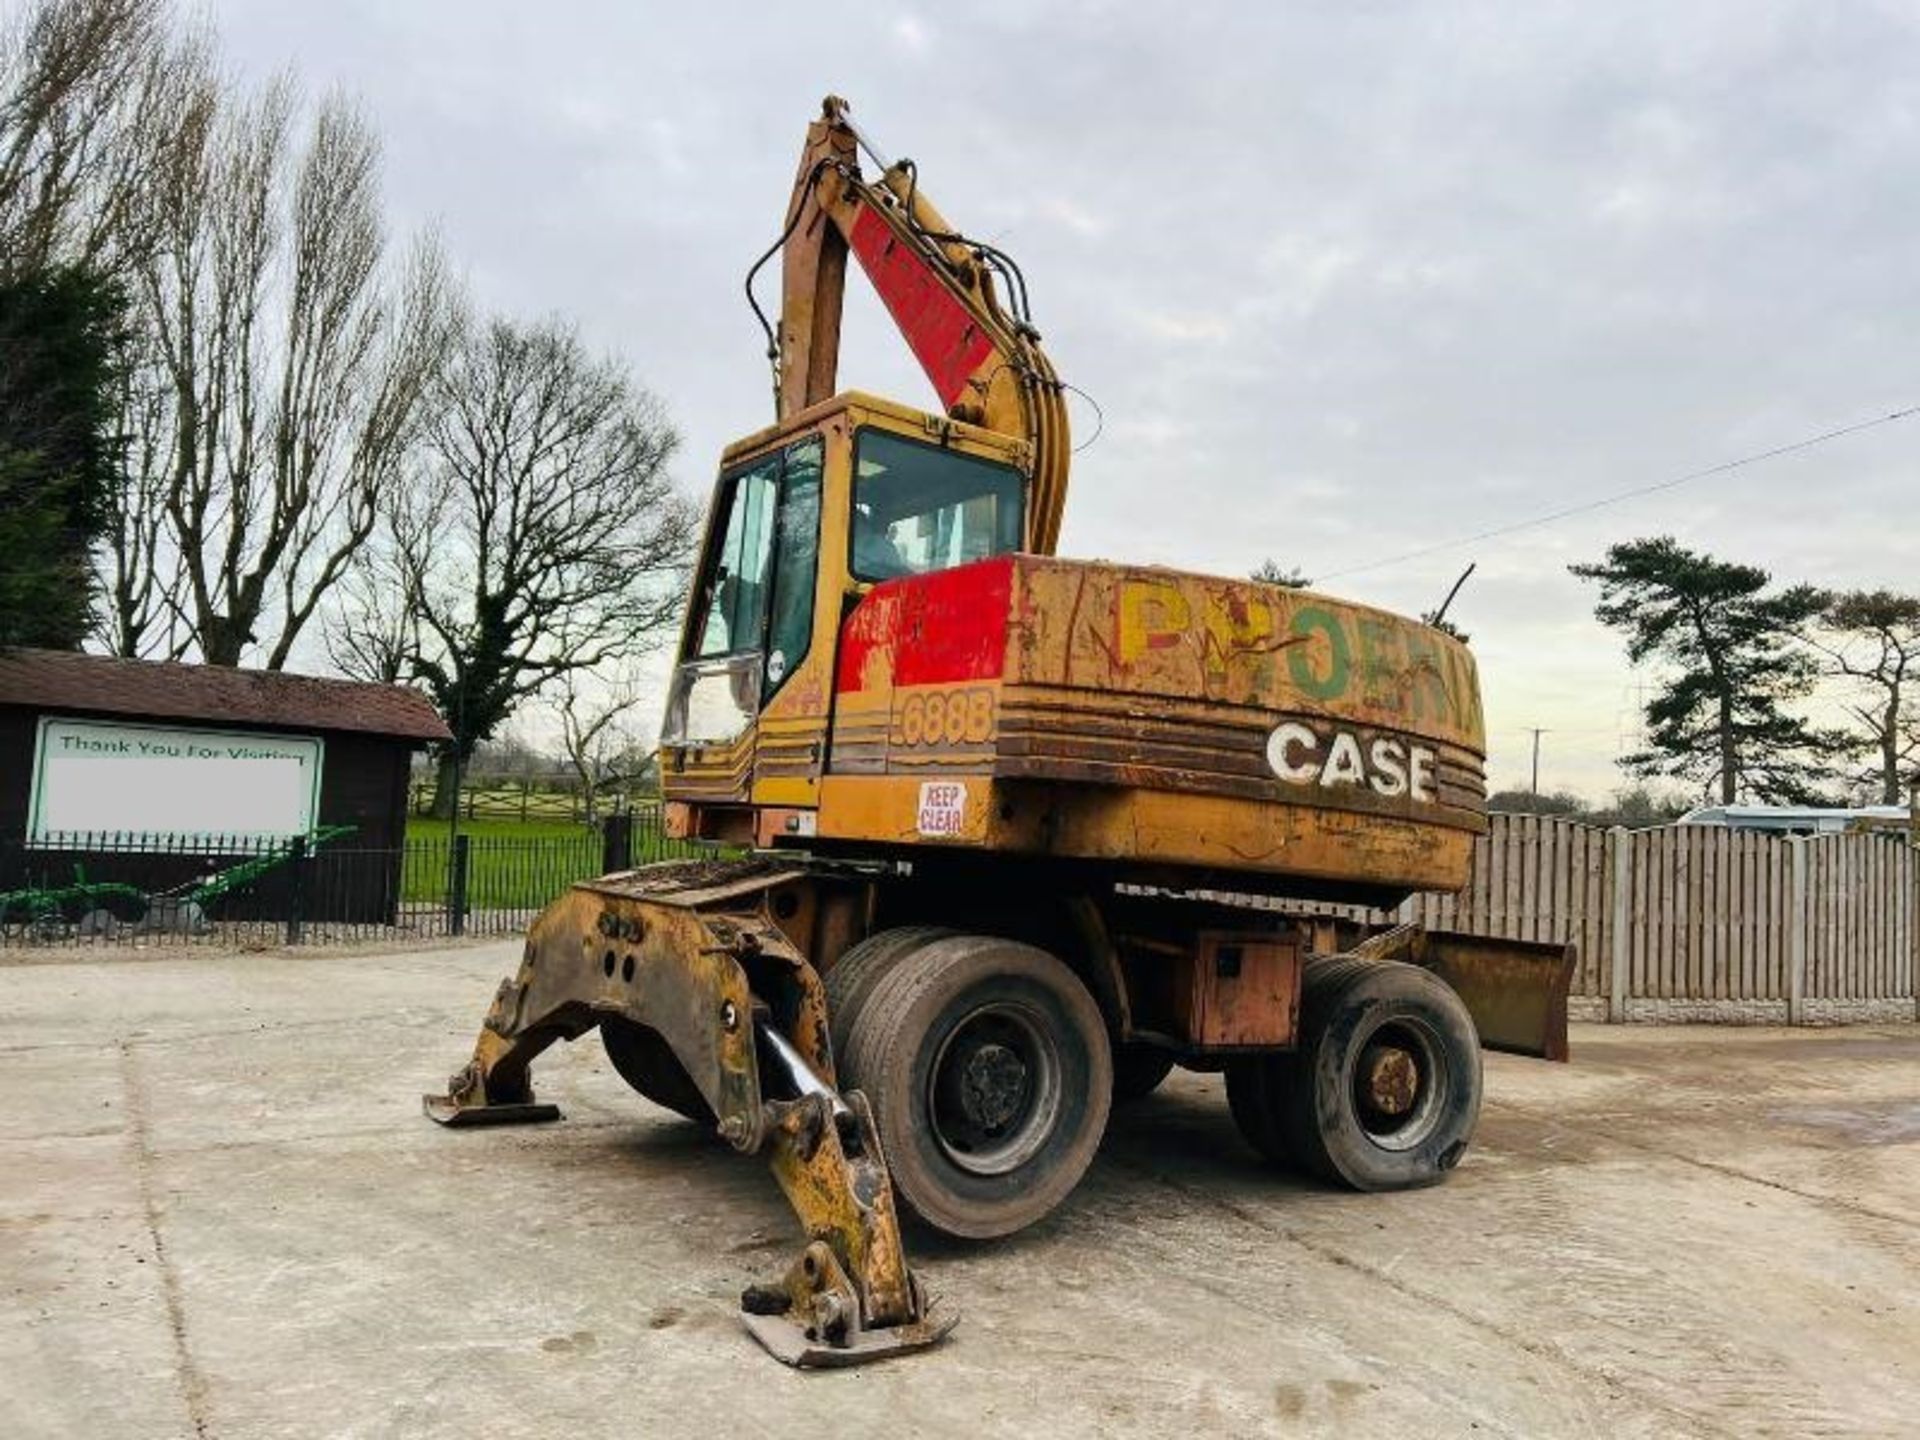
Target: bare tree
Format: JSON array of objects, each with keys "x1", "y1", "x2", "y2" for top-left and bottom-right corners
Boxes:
[
  {"x1": 1812, "y1": 590, "x2": 1920, "y2": 804},
  {"x1": 556, "y1": 665, "x2": 649, "y2": 822},
  {"x1": 320, "y1": 536, "x2": 418, "y2": 684},
  {"x1": 134, "y1": 78, "x2": 450, "y2": 666},
  {"x1": 2, "y1": 3, "x2": 445, "y2": 665},
  {"x1": 0, "y1": 0, "x2": 214, "y2": 280},
  {"x1": 396, "y1": 314, "x2": 697, "y2": 816}
]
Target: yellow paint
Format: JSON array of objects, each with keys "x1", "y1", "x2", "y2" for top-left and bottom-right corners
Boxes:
[
  {"x1": 816, "y1": 775, "x2": 998, "y2": 846},
  {"x1": 668, "y1": 392, "x2": 1488, "y2": 901},
  {"x1": 1116, "y1": 577, "x2": 1193, "y2": 666},
  {"x1": 891, "y1": 684, "x2": 997, "y2": 749}
]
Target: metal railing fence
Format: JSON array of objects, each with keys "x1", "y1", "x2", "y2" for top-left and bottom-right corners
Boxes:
[{"x1": 0, "y1": 806, "x2": 703, "y2": 948}]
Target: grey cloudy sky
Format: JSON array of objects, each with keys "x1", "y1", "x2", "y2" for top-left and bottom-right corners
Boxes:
[{"x1": 210, "y1": 1, "x2": 1920, "y2": 797}]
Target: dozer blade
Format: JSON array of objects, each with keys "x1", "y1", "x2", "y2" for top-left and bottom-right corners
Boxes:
[
  {"x1": 421, "y1": 857, "x2": 953, "y2": 1367},
  {"x1": 1353, "y1": 923, "x2": 1576, "y2": 1061}
]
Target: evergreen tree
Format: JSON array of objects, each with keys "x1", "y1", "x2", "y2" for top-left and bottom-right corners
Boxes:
[
  {"x1": 1570, "y1": 537, "x2": 1835, "y2": 804},
  {"x1": 0, "y1": 264, "x2": 126, "y2": 648}
]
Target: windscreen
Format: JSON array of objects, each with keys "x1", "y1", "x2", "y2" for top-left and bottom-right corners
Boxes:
[
  {"x1": 849, "y1": 430, "x2": 1024, "y2": 582},
  {"x1": 693, "y1": 456, "x2": 779, "y2": 658}
]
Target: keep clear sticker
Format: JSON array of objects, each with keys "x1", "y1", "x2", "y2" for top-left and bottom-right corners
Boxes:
[{"x1": 916, "y1": 781, "x2": 967, "y2": 836}]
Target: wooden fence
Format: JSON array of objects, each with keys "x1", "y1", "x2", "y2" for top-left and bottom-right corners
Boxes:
[
  {"x1": 1356, "y1": 814, "x2": 1915, "y2": 1022},
  {"x1": 407, "y1": 777, "x2": 645, "y2": 825}
]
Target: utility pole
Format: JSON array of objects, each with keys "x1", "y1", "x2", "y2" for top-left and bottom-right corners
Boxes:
[{"x1": 1527, "y1": 727, "x2": 1548, "y2": 799}]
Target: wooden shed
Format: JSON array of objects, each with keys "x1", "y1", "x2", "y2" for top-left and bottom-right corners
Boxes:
[{"x1": 0, "y1": 648, "x2": 450, "y2": 924}]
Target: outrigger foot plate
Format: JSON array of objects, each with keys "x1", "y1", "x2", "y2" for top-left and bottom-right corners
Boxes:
[
  {"x1": 738, "y1": 1246, "x2": 956, "y2": 1368},
  {"x1": 741, "y1": 1300, "x2": 958, "y2": 1369},
  {"x1": 421, "y1": 1093, "x2": 561, "y2": 1127},
  {"x1": 422, "y1": 1056, "x2": 563, "y2": 1127}
]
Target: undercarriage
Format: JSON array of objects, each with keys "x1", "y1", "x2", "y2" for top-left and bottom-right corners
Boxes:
[{"x1": 426, "y1": 855, "x2": 1571, "y2": 1366}]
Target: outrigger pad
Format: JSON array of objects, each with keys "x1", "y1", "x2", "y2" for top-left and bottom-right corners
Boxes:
[
  {"x1": 741, "y1": 1299, "x2": 958, "y2": 1369},
  {"x1": 421, "y1": 1093, "x2": 562, "y2": 1127}
]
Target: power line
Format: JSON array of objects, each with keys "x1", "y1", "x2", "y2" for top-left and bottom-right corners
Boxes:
[{"x1": 1315, "y1": 403, "x2": 1920, "y2": 583}]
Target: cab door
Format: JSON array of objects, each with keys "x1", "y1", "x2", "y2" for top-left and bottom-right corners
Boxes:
[
  {"x1": 660, "y1": 436, "x2": 823, "y2": 807},
  {"x1": 747, "y1": 438, "x2": 829, "y2": 805}
]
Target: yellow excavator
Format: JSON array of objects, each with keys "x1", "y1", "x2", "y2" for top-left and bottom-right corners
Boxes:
[{"x1": 426, "y1": 97, "x2": 1572, "y2": 1367}]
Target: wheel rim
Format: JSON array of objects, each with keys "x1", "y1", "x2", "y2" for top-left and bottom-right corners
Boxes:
[
  {"x1": 1348, "y1": 1015, "x2": 1449, "y2": 1152},
  {"x1": 927, "y1": 1000, "x2": 1063, "y2": 1176}
]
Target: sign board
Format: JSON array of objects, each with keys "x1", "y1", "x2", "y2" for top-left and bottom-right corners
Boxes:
[
  {"x1": 29, "y1": 717, "x2": 324, "y2": 842},
  {"x1": 916, "y1": 780, "x2": 967, "y2": 836}
]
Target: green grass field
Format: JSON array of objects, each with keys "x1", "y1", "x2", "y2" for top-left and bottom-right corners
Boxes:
[
  {"x1": 395, "y1": 814, "x2": 703, "y2": 909},
  {"x1": 403, "y1": 816, "x2": 593, "y2": 844}
]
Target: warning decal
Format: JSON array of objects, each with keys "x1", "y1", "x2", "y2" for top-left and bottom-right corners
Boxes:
[{"x1": 916, "y1": 781, "x2": 967, "y2": 836}]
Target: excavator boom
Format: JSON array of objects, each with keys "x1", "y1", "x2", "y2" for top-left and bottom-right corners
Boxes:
[{"x1": 774, "y1": 97, "x2": 1071, "y2": 553}]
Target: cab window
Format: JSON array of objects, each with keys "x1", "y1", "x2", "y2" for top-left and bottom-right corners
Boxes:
[
  {"x1": 690, "y1": 437, "x2": 822, "y2": 697},
  {"x1": 763, "y1": 439, "x2": 821, "y2": 688},
  {"x1": 849, "y1": 430, "x2": 1024, "y2": 582},
  {"x1": 694, "y1": 458, "x2": 778, "y2": 658}
]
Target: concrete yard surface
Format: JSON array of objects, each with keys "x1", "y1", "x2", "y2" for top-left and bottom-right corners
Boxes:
[{"x1": 3, "y1": 942, "x2": 1916, "y2": 1439}]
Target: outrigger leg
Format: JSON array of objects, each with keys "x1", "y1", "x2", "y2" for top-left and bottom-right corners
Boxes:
[{"x1": 422, "y1": 862, "x2": 954, "y2": 1366}]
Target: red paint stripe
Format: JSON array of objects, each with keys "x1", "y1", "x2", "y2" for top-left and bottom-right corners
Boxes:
[
  {"x1": 848, "y1": 207, "x2": 996, "y2": 411},
  {"x1": 836, "y1": 556, "x2": 1014, "y2": 693}
]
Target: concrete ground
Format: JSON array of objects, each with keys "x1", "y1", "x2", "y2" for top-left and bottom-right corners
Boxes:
[{"x1": 2, "y1": 943, "x2": 1915, "y2": 1439}]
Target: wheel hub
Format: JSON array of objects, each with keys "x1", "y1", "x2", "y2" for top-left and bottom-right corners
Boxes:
[
  {"x1": 1361, "y1": 1043, "x2": 1420, "y2": 1117},
  {"x1": 958, "y1": 1041, "x2": 1029, "y2": 1131},
  {"x1": 927, "y1": 1000, "x2": 1065, "y2": 1177},
  {"x1": 1349, "y1": 1017, "x2": 1450, "y2": 1152}
]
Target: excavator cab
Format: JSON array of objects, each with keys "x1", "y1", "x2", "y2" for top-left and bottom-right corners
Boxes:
[{"x1": 661, "y1": 394, "x2": 1030, "y2": 836}]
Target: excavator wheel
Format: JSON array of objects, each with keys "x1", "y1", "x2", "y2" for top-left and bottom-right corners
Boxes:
[
  {"x1": 601, "y1": 1016, "x2": 716, "y2": 1128},
  {"x1": 1225, "y1": 956, "x2": 1366, "y2": 1168},
  {"x1": 840, "y1": 933, "x2": 1112, "y2": 1239},
  {"x1": 823, "y1": 925, "x2": 955, "y2": 1075},
  {"x1": 1224, "y1": 1050, "x2": 1299, "y2": 1167},
  {"x1": 1112, "y1": 1042, "x2": 1177, "y2": 1102},
  {"x1": 1230, "y1": 957, "x2": 1481, "y2": 1191}
]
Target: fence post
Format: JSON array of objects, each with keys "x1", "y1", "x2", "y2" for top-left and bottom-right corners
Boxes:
[
  {"x1": 1910, "y1": 789, "x2": 1919, "y2": 1023},
  {"x1": 1788, "y1": 834, "x2": 1808, "y2": 1026},
  {"x1": 449, "y1": 833, "x2": 470, "y2": 938},
  {"x1": 602, "y1": 810, "x2": 633, "y2": 874},
  {"x1": 285, "y1": 834, "x2": 308, "y2": 946},
  {"x1": 1608, "y1": 826, "x2": 1631, "y2": 1022}
]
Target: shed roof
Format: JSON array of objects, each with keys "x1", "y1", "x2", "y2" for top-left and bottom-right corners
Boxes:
[{"x1": 0, "y1": 648, "x2": 451, "y2": 742}]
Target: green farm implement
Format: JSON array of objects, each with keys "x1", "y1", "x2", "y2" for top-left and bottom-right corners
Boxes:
[{"x1": 0, "y1": 826, "x2": 356, "y2": 939}]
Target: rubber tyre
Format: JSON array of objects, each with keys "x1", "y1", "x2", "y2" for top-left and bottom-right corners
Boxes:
[
  {"x1": 1227, "y1": 955, "x2": 1368, "y2": 1169},
  {"x1": 840, "y1": 934, "x2": 1112, "y2": 1239},
  {"x1": 822, "y1": 925, "x2": 954, "y2": 1073},
  {"x1": 601, "y1": 1016, "x2": 716, "y2": 1128},
  {"x1": 1255, "y1": 958, "x2": 1480, "y2": 1191},
  {"x1": 1112, "y1": 1042, "x2": 1176, "y2": 1102},
  {"x1": 1226, "y1": 1050, "x2": 1299, "y2": 1165}
]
